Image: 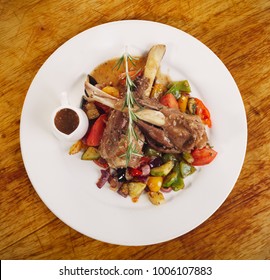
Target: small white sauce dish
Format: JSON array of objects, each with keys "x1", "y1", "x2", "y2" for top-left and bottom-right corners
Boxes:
[{"x1": 51, "y1": 92, "x2": 89, "y2": 142}]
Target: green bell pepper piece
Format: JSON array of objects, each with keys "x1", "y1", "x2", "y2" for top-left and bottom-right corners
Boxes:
[
  {"x1": 179, "y1": 161, "x2": 196, "y2": 178},
  {"x1": 167, "y1": 80, "x2": 191, "y2": 99}
]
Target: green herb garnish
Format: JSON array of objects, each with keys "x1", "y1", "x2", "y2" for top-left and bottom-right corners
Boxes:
[{"x1": 115, "y1": 48, "x2": 142, "y2": 165}]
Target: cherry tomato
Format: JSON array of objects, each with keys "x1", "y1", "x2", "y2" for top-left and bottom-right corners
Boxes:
[
  {"x1": 194, "y1": 98, "x2": 212, "y2": 128},
  {"x1": 191, "y1": 146, "x2": 217, "y2": 166},
  {"x1": 159, "y1": 93, "x2": 179, "y2": 109}
]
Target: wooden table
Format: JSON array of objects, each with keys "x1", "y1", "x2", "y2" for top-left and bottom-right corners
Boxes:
[{"x1": 1, "y1": 0, "x2": 269, "y2": 260}]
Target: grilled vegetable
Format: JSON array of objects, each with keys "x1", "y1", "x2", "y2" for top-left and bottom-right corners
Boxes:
[
  {"x1": 85, "y1": 114, "x2": 107, "y2": 146},
  {"x1": 179, "y1": 161, "x2": 196, "y2": 178},
  {"x1": 148, "y1": 191, "x2": 165, "y2": 205},
  {"x1": 87, "y1": 74, "x2": 98, "y2": 86},
  {"x1": 84, "y1": 102, "x2": 100, "y2": 120},
  {"x1": 191, "y1": 146, "x2": 217, "y2": 166},
  {"x1": 150, "y1": 160, "x2": 174, "y2": 176},
  {"x1": 93, "y1": 157, "x2": 109, "y2": 169},
  {"x1": 147, "y1": 176, "x2": 163, "y2": 192},
  {"x1": 102, "y1": 86, "x2": 120, "y2": 98},
  {"x1": 167, "y1": 80, "x2": 191, "y2": 99},
  {"x1": 128, "y1": 182, "x2": 146, "y2": 202},
  {"x1": 162, "y1": 171, "x2": 178, "y2": 188},
  {"x1": 69, "y1": 140, "x2": 83, "y2": 155},
  {"x1": 96, "y1": 169, "x2": 110, "y2": 188},
  {"x1": 178, "y1": 93, "x2": 189, "y2": 112},
  {"x1": 187, "y1": 97, "x2": 197, "y2": 114},
  {"x1": 81, "y1": 147, "x2": 100, "y2": 160},
  {"x1": 194, "y1": 98, "x2": 212, "y2": 128},
  {"x1": 182, "y1": 152, "x2": 194, "y2": 164},
  {"x1": 159, "y1": 93, "x2": 178, "y2": 109},
  {"x1": 150, "y1": 83, "x2": 166, "y2": 99},
  {"x1": 162, "y1": 153, "x2": 178, "y2": 162},
  {"x1": 171, "y1": 174, "x2": 184, "y2": 191},
  {"x1": 129, "y1": 167, "x2": 142, "y2": 177},
  {"x1": 118, "y1": 183, "x2": 129, "y2": 197},
  {"x1": 169, "y1": 162, "x2": 185, "y2": 191}
]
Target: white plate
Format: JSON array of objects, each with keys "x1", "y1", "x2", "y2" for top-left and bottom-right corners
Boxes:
[{"x1": 20, "y1": 20, "x2": 247, "y2": 246}]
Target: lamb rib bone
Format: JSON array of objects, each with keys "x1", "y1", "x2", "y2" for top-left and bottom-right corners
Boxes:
[
  {"x1": 84, "y1": 81, "x2": 165, "y2": 126},
  {"x1": 143, "y1": 44, "x2": 166, "y2": 97}
]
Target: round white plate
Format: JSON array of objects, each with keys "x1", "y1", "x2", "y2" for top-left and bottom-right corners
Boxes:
[{"x1": 20, "y1": 20, "x2": 247, "y2": 246}]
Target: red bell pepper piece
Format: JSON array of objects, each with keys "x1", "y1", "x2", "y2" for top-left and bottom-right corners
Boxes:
[
  {"x1": 129, "y1": 167, "x2": 143, "y2": 177},
  {"x1": 93, "y1": 157, "x2": 109, "y2": 169},
  {"x1": 194, "y1": 98, "x2": 212, "y2": 128},
  {"x1": 86, "y1": 114, "x2": 107, "y2": 146},
  {"x1": 119, "y1": 70, "x2": 143, "y2": 86},
  {"x1": 191, "y1": 146, "x2": 217, "y2": 166},
  {"x1": 94, "y1": 101, "x2": 111, "y2": 114},
  {"x1": 159, "y1": 93, "x2": 179, "y2": 109}
]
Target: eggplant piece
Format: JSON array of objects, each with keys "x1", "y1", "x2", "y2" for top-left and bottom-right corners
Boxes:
[
  {"x1": 117, "y1": 183, "x2": 129, "y2": 197},
  {"x1": 84, "y1": 75, "x2": 98, "y2": 97}
]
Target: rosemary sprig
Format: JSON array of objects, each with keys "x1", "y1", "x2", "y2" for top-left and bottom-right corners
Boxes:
[{"x1": 115, "y1": 49, "x2": 142, "y2": 165}]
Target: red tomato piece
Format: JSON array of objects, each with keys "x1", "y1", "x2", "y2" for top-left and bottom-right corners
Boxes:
[
  {"x1": 86, "y1": 114, "x2": 107, "y2": 146},
  {"x1": 129, "y1": 167, "x2": 143, "y2": 177},
  {"x1": 159, "y1": 93, "x2": 179, "y2": 109},
  {"x1": 191, "y1": 147, "x2": 217, "y2": 166},
  {"x1": 194, "y1": 98, "x2": 212, "y2": 128}
]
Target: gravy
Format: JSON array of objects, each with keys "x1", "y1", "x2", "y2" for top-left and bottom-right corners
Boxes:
[
  {"x1": 90, "y1": 56, "x2": 147, "y2": 86},
  {"x1": 54, "y1": 108, "x2": 79, "y2": 135}
]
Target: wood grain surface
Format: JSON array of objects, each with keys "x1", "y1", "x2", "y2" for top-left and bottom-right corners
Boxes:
[{"x1": 0, "y1": 0, "x2": 269, "y2": 260}]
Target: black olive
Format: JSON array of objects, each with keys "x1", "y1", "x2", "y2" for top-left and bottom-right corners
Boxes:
[{"x1": 117, "y1": 168, "x2": 126, "y2": 182}]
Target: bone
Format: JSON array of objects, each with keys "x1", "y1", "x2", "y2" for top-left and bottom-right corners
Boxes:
[
  {"x1": 84, "y1": 81, "x2": 165, "y2": 126},
  {"x1": 135, "y1": 108, "x2": 165, "y2": 126},
  {"x1": 143, "y1": 44, "x2": 166, "y2": 97},
  {"x1": 84, "y1": 81, "x2": 119, "y2": 108}
]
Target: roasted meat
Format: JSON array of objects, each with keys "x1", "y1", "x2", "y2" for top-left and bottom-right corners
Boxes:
[
  {"x1": 137, "y1": 106, "x2": 208, "y2": 153},
  {"x1": 98, "y1": 110, "x2": 145, "y2": 168},
  {"x1": 135, "y1": 83, "x2": 208, "y2": 154}
]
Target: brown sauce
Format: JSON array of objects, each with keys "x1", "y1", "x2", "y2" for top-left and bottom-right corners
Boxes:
[
  {"x1": 54, "y1": 108, "x2": 79, "y2": 135},
  {"x1": 90, "y1": 56, "x2": 147, "y2": 86}
]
